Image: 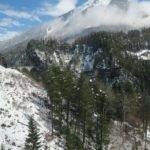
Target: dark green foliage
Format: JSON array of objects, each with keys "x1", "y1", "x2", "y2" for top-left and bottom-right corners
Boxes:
[
  {"x1": 94, "y1": 87, "x2": 109, "y2": 149},
  {"x1": 66, "y1": 130, "x2": 84, "y2": 150},
  {"x1": 24, "y1": 117, "x2": 41, "y2": 150},
  {"x1": 43, "y1": 65, "x2": 64, "y2": 135},
  {"x1": 43, "y1": 66, "x2": 112, "y2": 149},
  {"x1": 1, "y1": 144, "x2": 5, "y2": 150}
]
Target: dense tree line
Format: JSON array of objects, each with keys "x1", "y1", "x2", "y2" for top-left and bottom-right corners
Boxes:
[
  {"x1": 43, "y1": 65, "x2": 116, "y2": 149},
  {"x1": 17, "y1": 27, "x2": 150, "y2": 149}
]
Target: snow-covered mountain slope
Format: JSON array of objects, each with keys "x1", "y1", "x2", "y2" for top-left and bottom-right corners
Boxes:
[
  {"x1": 110, "y1": 0, "x2": 129, "y2": 10},
  {"x1": 0, "y1": 0, "x2": 148, "y2": 51},
  {"x1": 0, "y1": 66, "x2": 64, "y2": 149},
  {"x1": 0, "y1": 0, "x2": 134, "y2": 50},
  {"x1": 0, "y1": 0, "x2": 112, "y2": 51},
  {"x1": 77, "y1": 0, "x2": 111, "y2": 11}
]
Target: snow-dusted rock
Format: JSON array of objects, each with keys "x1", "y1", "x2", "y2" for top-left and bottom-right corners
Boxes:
[{"x1": 127, "y1": 49, "x2": 150, "y2": 60}]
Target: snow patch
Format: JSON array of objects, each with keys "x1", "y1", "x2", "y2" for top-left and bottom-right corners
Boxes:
[{"x1": 127, "y1": 49, "x2": 150, "y2": 60}]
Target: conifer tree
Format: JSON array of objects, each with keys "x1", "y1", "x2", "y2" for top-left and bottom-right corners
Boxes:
[
  {"x1": 24, "y1": 117, "x2": 41, "y2": 150},
  {"x1": 44, "y1": 65, "x2": 62, "y2": 135},
  {"x1": 92, "y1": 79, "x2": 111, "y2": 150},
  {"x1": 62, "y1": 68, "x2": 76, "y2": 130},
  {"x1": 79, "y1": 75, "x2": 93, "y2": 147}
]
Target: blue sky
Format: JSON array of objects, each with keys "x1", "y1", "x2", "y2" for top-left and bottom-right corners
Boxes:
[{"x1": 0, "y1": 0, "x2": 149, "y2": 41}]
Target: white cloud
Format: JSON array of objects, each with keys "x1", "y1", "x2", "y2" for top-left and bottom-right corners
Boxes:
[
  {"x1": 0, "y1": 4, "x2": 40, "y2": 21},
  {"x1": 52, "y1": 0, "x2": 150, "y2": 38},
  {"x1": 0, "y1": 18, "x2": 22, "y2": 27},
  {"x1": 0, "y1": 30, "x2": 20, "y2": 41},
  {"x1": 40, "y1": 0, "x2": 78, "y2": 17}
]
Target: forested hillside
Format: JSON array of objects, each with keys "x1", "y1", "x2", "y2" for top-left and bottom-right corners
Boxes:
[{"x1": 2, "y1": 28, "x2": 150, "y2": 149}]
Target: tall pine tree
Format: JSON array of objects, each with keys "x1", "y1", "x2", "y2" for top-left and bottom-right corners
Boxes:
[{"x1": 24, "y1": 117, "x2": 41, "y2": 150}]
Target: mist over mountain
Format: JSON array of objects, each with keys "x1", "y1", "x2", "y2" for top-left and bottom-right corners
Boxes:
[{"x1": 0, "y1": 0, "x2": 150, "y2": 51}]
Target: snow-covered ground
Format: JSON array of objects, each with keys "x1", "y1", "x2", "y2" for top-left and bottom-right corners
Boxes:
[
  {"x1": 127, "y1": 49, "x2": 150, "y2": 60},
  {"x1": 0, "y1": 65, "x2": 64, "y2": 149}
]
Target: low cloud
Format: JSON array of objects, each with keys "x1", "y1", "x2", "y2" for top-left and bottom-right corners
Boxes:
[
  {"x1": 0, "y1": 30, "x2": 20, "y2": 41},
  {"x1": 49, "y1": 0, "x2": 150, "y2": 38},
  {"x1": 82, "y1": 0, "x2": 150, "y2": 29}
]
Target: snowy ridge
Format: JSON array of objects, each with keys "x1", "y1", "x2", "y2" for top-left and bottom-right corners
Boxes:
[
  {"x1": 77, "y1": 0, "x2": 111, "y2": 11},
  {"x1": 0, "y1": 66, "x2": 64, "y2": 149}
]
